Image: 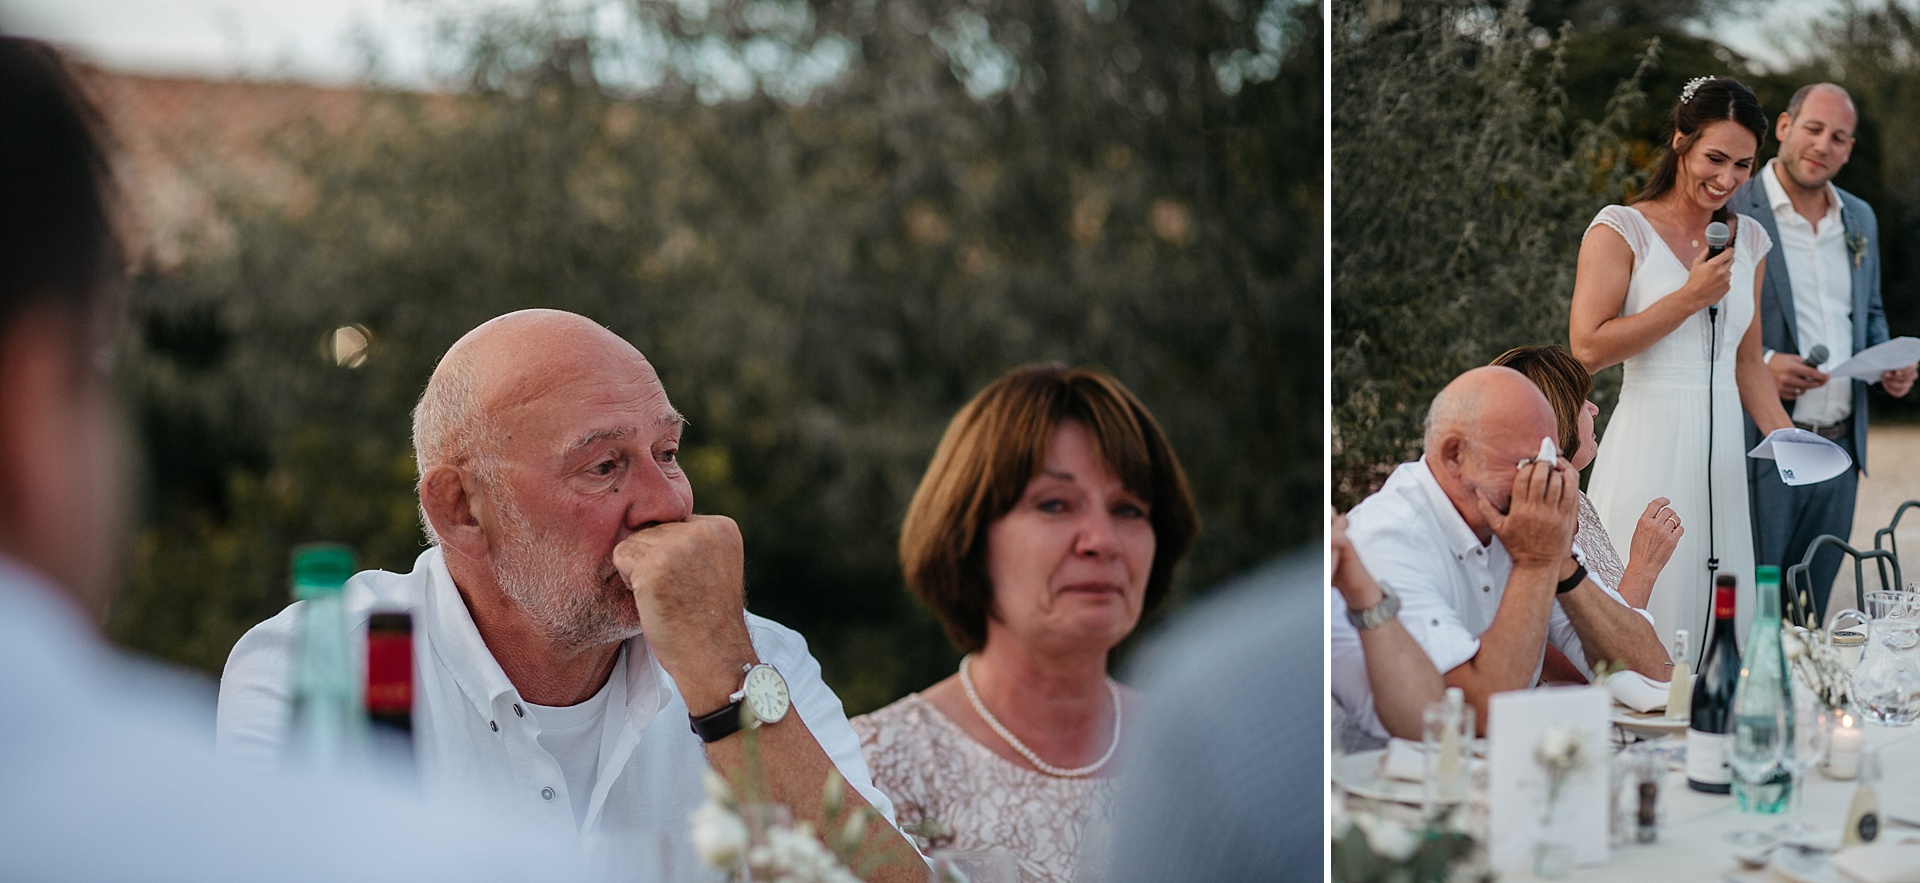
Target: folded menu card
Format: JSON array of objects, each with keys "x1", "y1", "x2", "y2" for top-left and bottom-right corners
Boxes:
[{"x1": 1488, "y1": 686, "x2": 1610, "y2": 871}]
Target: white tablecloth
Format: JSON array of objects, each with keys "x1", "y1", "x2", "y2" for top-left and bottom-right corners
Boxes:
[{"x1": 1340, "y1": 720, "x2": 1920, "y2": 881}]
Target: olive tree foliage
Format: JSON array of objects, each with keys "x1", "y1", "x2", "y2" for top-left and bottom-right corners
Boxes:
[
  {"x1": 1331, "y1": 0, "x2": 1647, "y2": 507},
  {"x1": 113, "y1": 0, "x2": 1321, "y2": 710}
]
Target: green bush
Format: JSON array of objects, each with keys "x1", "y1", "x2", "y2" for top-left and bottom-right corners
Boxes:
[
  {"x1": 112, "y1": 0, "x2": 1322, "y2": 710},
  {"x1": 1332, "y1": 0, "x2": 1646, "y2": 507}
]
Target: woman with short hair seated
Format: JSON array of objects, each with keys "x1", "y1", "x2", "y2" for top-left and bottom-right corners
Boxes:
[{"x1": 851, "y1": 364, "x2": 1198, "y2": 883}]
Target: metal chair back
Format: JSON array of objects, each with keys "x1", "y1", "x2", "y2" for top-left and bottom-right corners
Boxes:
[
  {"x1": 1785, "y1": 534, "x2": 1902, "y2": 628},
  {"x1": 1873, "y1": 499, "x2": 1920, "y2": 584}
]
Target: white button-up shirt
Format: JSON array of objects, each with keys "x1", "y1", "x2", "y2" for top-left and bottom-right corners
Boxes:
[
  {"x1": 1762, "y1": 158, "x2": 1855, "y2": 426},
  {"x1": 1331, "y1": 459, "x2": 1651, "y2": 739},
  {"x1": 217, "y1": 547, "x2": 894, "y2": 876}
]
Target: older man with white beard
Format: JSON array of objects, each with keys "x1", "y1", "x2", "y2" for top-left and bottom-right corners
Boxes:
[{"x1": 217, "y1": 310, "x2": 919, "y2": 881}]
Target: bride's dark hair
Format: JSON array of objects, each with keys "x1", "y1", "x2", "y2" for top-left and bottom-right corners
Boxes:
[{"x1": 1631, "y1": 77, "x2": 1768, "y2": 224}]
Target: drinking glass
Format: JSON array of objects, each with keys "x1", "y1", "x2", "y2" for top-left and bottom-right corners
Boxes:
[
  {"x1": 1422, "y1": 697, "x2": 1474, "y2": 814},
  {"x1": 1777, "y1": 697, "x2": 1832, "y2": 839},
  {"x1": 1724, "y1": 704, "x2": 1788, "y2": 854}
]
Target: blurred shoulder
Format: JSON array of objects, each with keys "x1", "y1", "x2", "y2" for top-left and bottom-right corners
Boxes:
[{"x1": 1142, "y1": 549, "x2": 1319, "y2": 674}]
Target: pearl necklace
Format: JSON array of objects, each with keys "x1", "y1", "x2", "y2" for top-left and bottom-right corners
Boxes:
[{"x1": 957, "y1": 654, "x2": 1121, "y2": 778}]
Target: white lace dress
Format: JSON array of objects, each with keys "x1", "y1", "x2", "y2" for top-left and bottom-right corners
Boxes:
[
  {"x1": 1584, "y1": 204, "x2": 1772, "y2": 662},
  {"x1": 1576, "y1": 492, "x2": 1628, "y2": 599},
  {"x1": 851, "y1": 693, "x2": 1119, "y2": 883}
]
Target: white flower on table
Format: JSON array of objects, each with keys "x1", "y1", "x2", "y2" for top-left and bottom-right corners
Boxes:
[
  {"x1": 1535, "y1": 726, "x2": 1584, "y2": 773},
  {"x1": 1535, "y1": 724, "x2": 1591, "y2": 805},
  {"x1": 1349, "y1": 813, "x2": 1420, "y2": 862},
  {"x1": 691, "y1": 802, "x2": 749, "y2": 867},
  {"x1": 1783, "y1": 624, "x2": 1851, "y2": 709}
]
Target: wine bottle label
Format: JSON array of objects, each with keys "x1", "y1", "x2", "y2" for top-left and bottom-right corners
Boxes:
[
  {"x1": 1686, "y1": 729, "x2": 1731, "y2": 785},
  {"x1": 365, "y1": 632, "x2": 413, "y2": 714}
]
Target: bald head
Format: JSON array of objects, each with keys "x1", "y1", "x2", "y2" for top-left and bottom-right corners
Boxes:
[
  {"x1": 1786, "y1": 83, "x2": 1853, "y2": 122},
  {"x1": 1424, "y1": 366, "x2": 1557, "y2": 459},
  {"x1": 412, "y1": 309, "x2": 667, "y2": 541}
]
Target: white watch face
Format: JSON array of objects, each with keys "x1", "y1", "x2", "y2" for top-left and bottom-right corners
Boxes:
[{"x1": 742, "y1": 665, "x2": 790, "y2": 725}]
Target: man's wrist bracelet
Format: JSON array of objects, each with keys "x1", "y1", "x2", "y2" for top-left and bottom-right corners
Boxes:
[{"x1": 1556, "y1": 560, "x2": 1587, "y2": 595}]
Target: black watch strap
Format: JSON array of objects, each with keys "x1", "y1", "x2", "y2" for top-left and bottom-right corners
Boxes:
[
  {"x1": 1556, "y1": 560, "x2": 1587, "y2": 595},
  {"x1": 689, "y1": 700, "x2": 746, "y2": 743}
]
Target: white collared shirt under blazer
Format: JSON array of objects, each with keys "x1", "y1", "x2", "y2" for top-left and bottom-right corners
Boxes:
[
  {"x1": 1332, "y1": 458, "x2": 1652, "y2": 741},
  {"x1": 1761, "y1": 158, "x2": 1855, "y2": 427},
  {"x1": 216, "y1": 546, "x2": 895, "y2": 879}
]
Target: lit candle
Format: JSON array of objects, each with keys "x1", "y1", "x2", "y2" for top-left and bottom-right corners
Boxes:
[{"x1": 1828, "y1": 713, "x2": 1864, "y2": 780}]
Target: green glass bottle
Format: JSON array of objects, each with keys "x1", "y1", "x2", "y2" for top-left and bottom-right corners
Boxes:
[
  {"x1": 289, "y1": 543, "x2": 367, "y2": 769},
  {"x1": 1732, "y1": 565, "x2": 1792, "y2": 813}
]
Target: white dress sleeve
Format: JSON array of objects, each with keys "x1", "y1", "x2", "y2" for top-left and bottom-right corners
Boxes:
[
  {"x1": 1736, "y1": 212, "x2": 1773, "y2": 262},
  {"x1": 1587, "y1": 204, "x2": 1649, "y2": 263}
]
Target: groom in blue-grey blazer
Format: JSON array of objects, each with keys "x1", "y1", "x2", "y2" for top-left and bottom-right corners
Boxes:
[{"x1": 1736, "y1": 83, "x2": 1916, "y2": 621}]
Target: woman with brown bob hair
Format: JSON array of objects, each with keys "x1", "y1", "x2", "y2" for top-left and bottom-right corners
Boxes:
[{"x1": 851, "y1": 363, "x2": 1197, "y2": 882}]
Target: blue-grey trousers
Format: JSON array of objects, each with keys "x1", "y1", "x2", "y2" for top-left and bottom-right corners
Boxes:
[{"x1": 1751, "y1": 463, "x2": 1859, "y2": 624}]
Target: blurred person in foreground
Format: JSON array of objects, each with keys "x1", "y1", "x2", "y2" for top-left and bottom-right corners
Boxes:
[
  {"x1": 850, "y1": 365, "x2": 1198, "y2": 883},
  {"x1": 1328, "y1": 511, "x2": 1444, "y2": 753},
  {"x1": 0, "y1": 36, "x2": 581, "y2": 880},
  {"x1": 1107, "y1": 547, "x2": 1321, "y2": 882},
  {"x1": 1339, "y1": 366, "x2": 1668, "y2": 735},
  {"x1": 1731, "y1": 83, "x2": 1916, "y2": 622},
  {"x1": 218, "y1": 309, "x2": 919, "y2": 881}
]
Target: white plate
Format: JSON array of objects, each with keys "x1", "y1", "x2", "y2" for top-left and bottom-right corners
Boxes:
[
  {"x1": 1771, "y1": 846, "x2": 1842, "y2": 883},
  {"x1": 1610, "y1": 707, "x2": 1689, "y2": 736},
  {"x1": 1332, "y1": 749, "x2": 1476, "y2": 805}
]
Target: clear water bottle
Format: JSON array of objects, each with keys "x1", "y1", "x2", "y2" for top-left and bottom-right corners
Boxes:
[
  {"x1": 288, "y1": 543, "x2": 367, "y2": 769},
  {"x1": 1731, "y1": 565, "x2": 1792, "y2": 813}
]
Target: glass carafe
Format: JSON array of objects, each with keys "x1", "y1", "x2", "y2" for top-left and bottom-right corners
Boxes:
[{"x1": 1834, "y1": 591, "x2": 1920, "y2": 727}]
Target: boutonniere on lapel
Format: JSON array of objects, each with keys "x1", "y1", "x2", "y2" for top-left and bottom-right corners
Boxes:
[{"x1": 1846, "y1": 231, "x2": 1869, "y2": 269}]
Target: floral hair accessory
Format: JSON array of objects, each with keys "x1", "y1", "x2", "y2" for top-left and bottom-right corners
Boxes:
[{"x1": 1680, "y1": 76, "x2": 1716, "y2": 104}]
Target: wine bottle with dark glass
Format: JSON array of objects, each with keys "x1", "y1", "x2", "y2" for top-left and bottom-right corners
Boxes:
[
  {"x1": 1687, "y1": 574, "x2": 1742, "y2": 794},
  {"x1": 364, "y1": 611, "x2": 414, "y2": 753}
]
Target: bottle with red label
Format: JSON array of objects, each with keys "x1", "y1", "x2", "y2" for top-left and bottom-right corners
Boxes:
[
  {"x1": 365, "y1": 610, "x2": 415, "y2": 770},
  {"x1": 1687, "y1": 574, "x2": 1742, "y2": 793}
]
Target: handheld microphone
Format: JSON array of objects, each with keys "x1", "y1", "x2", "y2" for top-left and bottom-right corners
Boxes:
[
  {"x1": 1807, "y1": 345, "x2": 1830, "y2": 368},
  {"x1": 1705, "y1": 221, "x2": 1731, "y2": 260}
]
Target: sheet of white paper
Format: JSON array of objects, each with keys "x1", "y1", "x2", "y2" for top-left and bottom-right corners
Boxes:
[
  {"x1": 1488, "y1": 687, "x2": 1610, "y2": 871},
  {"x1": 1746, "y1": 428, "x2": 1853, "y2": 485},
  {"x1": 1822, "y1": 336, "x2": 1920, "y2": 381}
]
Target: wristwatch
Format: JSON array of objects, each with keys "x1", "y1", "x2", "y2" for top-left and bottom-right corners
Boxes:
[
  {"x1": 1345, "y1": 584, "x2": 1401, "y2": 631},
  {"x1": 689, "y1": 662, "x2": 791, "y2": 743}
]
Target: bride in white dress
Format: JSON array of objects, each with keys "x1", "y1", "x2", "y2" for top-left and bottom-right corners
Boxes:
[{"x1": 1571, "y1": 77, "x2": 1794, "y2": 664}]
